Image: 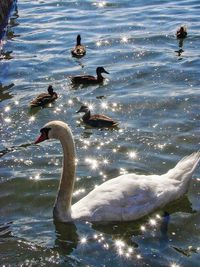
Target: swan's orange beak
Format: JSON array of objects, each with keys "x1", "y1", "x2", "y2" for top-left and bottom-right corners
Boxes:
[
  {"x1": 34, "y1": 132, "x2": 48, "y2": 144},
  {"x1": 35, "y1": 127, "x2": 50, "y2": 144}
]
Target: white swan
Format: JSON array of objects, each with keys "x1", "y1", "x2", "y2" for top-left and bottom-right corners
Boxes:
[{"x1": 34, "y1": 121, "x2": 200, "y2": 223}]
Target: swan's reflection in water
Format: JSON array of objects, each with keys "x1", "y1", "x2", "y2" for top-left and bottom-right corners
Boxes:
[
  {"x1": 159, "y1": 211, "x2": 170, "y2": 248},
  {"x1": 52, "y1": 212, "x2": 171, "y2": 262},
  {"x1": 52, "y1": 196, "x2": 193, "y2": 265},
  {"x1": 54, "y1": 221, "x2": 79, "y2": 254}
]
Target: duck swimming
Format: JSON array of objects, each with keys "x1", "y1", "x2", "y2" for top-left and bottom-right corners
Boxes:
[
  {"x1": 70, "y1": 67, "x2": 109, "y2": 85},
  {"x1": 34, "y1": 120, "x2": 200, "y2": 223},
  {"x1": 76, "y1": 105, "x2": 118, "y2": 128},
  {"x1": 30, "y1": 85, "x2": 58, "y2": 108},
  {"x1": 71, "y1": 34, "x2": 86, "y2": 58},
  {"x1": 176, "y1": 26, "x2": 187, "y2": 39}
]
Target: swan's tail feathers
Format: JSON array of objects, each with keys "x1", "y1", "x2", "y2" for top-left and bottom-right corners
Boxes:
[{"x1": 165, "y1": 151, "x2": 200, "y2": 182}]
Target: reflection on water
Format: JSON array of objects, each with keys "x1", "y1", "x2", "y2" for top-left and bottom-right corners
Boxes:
[
  {"x1": 0, "y1": 142, "x2": 32, "y2": 158},
  {"x1": 0, "y1": 221, "x2": 13, "y2": 238},
  {"x1": 54, "y1": 221, "x2": 78, "y2": 255},
  {"x1": 0, "y1": 83, "x2": 14, "y2": 101},
  {"x1": 159, "y1": 212, "x2": 170, "y2": 247},
  {"x1": 0, "y1": 50, "x2": 13, "y2": 60},
  {"x1": 175, "y1": 39, "x2": 185, "y2": 58}
]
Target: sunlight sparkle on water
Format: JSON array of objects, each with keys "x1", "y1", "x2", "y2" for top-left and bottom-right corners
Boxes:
[
  {"x1": 156, "y1": 214, "x2": 161, "y2": 219},
  {"x1": 156, "y1": 143, "x2": 167, "y2": 150},
  {"x1": 94, "y1": 1, "x2": 106, "y2": 8},
  {"x1": 54, "y1": 107, "x2": 62, "y2": 114},
  {"x1": 93, "y1": 234, "x2": 98, "y2": 239},
  {"x1": 171, "y1": 263, "x2": 181, "y2": 267},
  {"x1": 80, "y1": 237, "x2": 87, "y2": 244},
  {"x1": 119, "y1": 168, "x2": 128, "y2": 175},
  {"x1": 125, "y1": 252, "x2": 131, "y2": 258},
  {"x1": 29, "y1": 116, "x2": 35, "y2": 122},
  {"x1": 101, "y1": 101, "x2": 108, "y2": 109},
  {"x1": 140, "y1": 225, "x2": 146, "y2": 232},
  {"x1": 68, "y1": 99, "x2": 73, "y2": 105},
  {"x1": 96, "y1": 41, "x2": 102, "y2": 47},
  {"x1": 104, "y1": 243, "x2": 109, "y2": 249},
  {"x1": 5, "y1": 106, "x2": 11, "y2": 112},
  {"x1": 149, "y1": 218, "x2": 157, "y2": 226},
  {"x1": 73, "y1": 188, "x2": 85, "y2": 197},
  {"x1": 30, "y1": 173, "x2": 40, "y2": 180},
  {"x1": 85, "y1": 157, "x2": 99, "y2": 170},
  {"x1": 114, "y1": 239, "x2": 137, "y2": 259},
  {"x1": 102, "y1": 158, "x2": 109, "y2": 165},
  {"x1": 85, "y1": 102, "x2": 94, "y2": 111},
  {"x1": 82, "y1": 139, "x2": 91, "y2": 146},
  {"x1": 128, "y1": 247, "x2": 133, "y2": 253},
  {"x1": 24, "y1": 160, "x2": 33, "y2": 166},
  {"x1": 115, "y1": 239, "x2": 125, "y2": 248},
  {"x1": 4, "y1": 117, "x2": 11, "y2": 123},
  {"x1": 121, "y1": 36, "x2": 128, "y2": 43},
  {"x1": 104, "y1": 40, "x2": 110, "y2": 45},
  {"x1": 128, "y1": 150, "x2": 138, "y2": 159}
]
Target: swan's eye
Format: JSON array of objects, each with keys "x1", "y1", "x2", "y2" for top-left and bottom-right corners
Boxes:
[{"x1": 40, "y1": 127, "x2": 51, "y2": 138}]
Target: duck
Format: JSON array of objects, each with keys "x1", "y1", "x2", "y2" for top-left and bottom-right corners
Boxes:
[
  {"x1": 176, "y1": 26, "x2": 187, "y2": 39},
  {"x1": 71, "y1": 34, "x2": 86, "y2": 58},
  {"x1": 34, "y1": 120, "x2": 200, "y2": 223},
  {"x1": 30, "y1": 85, "x2": 58, "y2": 108},
  {"x1": 70, "y1": 67, "x2": 109, "y2": 85},
  {"x1": 76, "y1": 105, "x2": 118, "y2": 128}
]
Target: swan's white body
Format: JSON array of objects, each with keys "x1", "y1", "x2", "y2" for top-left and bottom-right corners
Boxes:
[{"x1": 35, "y1": 121, "x2": 200, "y2": 223}]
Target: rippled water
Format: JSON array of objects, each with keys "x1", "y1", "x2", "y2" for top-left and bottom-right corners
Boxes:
[{"x1": 0, "y1": 0, "x2": 200, "y2": 266}]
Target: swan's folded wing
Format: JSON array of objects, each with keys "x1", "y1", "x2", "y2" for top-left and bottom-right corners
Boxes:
[{"x1": 72, "y1": 174, "x2": 173, "y2": 222}]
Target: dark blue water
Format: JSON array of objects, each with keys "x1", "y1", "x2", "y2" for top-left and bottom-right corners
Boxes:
[{"x1": 1, "y1": 1, "x2": 200, "y2": 266}]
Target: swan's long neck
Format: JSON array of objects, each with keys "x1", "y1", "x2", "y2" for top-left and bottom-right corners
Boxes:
[{"x1": 53, "y1": 127, "x2": 76, "y2": 222}]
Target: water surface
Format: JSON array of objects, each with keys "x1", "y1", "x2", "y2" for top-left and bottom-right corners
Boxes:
[{"x1": 0, "y1": 0, "x2": 200, "y2": 266}]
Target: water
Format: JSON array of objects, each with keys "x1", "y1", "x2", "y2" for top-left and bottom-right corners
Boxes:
[{"x1": 0, "y1": 0, "x2": 200, "y2": 266}]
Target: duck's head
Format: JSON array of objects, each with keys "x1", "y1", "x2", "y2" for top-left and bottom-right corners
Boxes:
[
  {"x1": 179, "y1": 26, "x2": 186, "y2": 33},
  {"x1": 177, "y1": 26, "x2": 187, "y2": 35},
  {"x1": 48, "y1": 85, "x2": 54, "y2": 95},
  {"x1": 76, "y1": 105, "x2": 90, "y2": 114},
  {"x1": 96, "y1": 67, "x2": 109, "y2": 75}
]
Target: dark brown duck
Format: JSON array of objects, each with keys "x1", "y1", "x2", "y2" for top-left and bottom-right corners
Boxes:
[
  {"x1": 30, "y1": 85, "x2": 58, "y2": 108},
  {"x1": 176, "y1": 26, "x2": 187, "y2": 39},
  {"x1": 71, "y1": 34, "x2": 86, "y2": 58},
  {"x1": 70, "y1": 67, "x2": 109, "y2": 85},
  {"x1": 77, "y1": 105, "x2": 118, "y2": 128}
]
